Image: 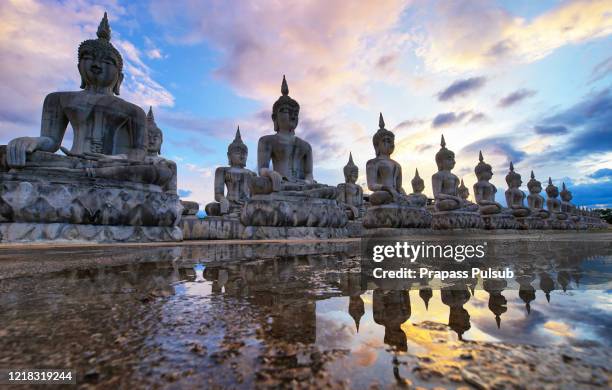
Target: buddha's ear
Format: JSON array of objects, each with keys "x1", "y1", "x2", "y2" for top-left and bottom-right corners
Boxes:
[
  {"x1": 113, "y1": 72, "x2": 124, "y2": 95},
  {"x1": 79, "y1": 64, "x2": 86, "y2": 89}
]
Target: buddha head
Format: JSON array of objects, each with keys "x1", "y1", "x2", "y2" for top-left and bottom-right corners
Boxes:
[
  {"x1": 545, "y1": 177, "x2": 559, "y2": 198},
  {"x1": 78, "y1": 12, "x2": 124, "y2": 94},
  {"x1": 271, "y1": 75, "x2": 300, "y2": 133},
  {"x1": 474, "y1": 151, "x2": 493, "y2": 181},
  {"x1": 560, "y1": 182, "x2": 573, "y2": 202},
  {"x1": 527, "y1": 171, "x2": 542, "y2": 195},
  {"x1": 343, "y1": 152, "x2": 358, "y2": 184},
  {"x1": 372, "y1": 113, "x2": 395, "y2": 157},
  {"x1": 228, "y1": 126, "x2": 248, "y2": 168},
  {"x1": 146, "y1": 107, "x2": 163, "y2": 156},
  {"x1": 505, "y1": 162, "x2": 522, "y2": 188},
  {"x1": 435, "y1": 134, "x2": 455, "y2": 171},
  {"x1": 458, "y1": 179, "x2": 470, "y2": 200},
  {"x1": 411, "y1": 168, "x2": 425, "y2": 194}
]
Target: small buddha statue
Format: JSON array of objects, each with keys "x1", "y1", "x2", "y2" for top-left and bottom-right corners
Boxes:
[
  {"x1": 473, "y1": 151, "x2": 503, "y2": 215},
  {"x1": 3, "y1": 13, "x2": 174, "y2": 191},
  {"x1": 144, "y1": 107, "x2": 177, "y2": 193},
  {"x1": 545, "y1": 178, "x2": 568, "y2": 220},
  {"x1": 252, "y1": 76, "x2": 334, "y2": 198},
  {"x1": 560, "y1": 182, "x2": 576, "y2": 214},
  {"x1": 366, "y1": 113, "x2": 412, "y2": 206},
  {"x1": 504, "y1": 162, "x2": 530, "y2": 218},
  {"x1": 336, "y1": 152, "x2": 364, "y2": 220},
  {"x1": 526, "y1": 171, "x2": 550, "y2": 219},
  {"x1": 431, "y1": 135, "x2": 464, "y2": 211},
  {"x1": 407, "y1": 169, "x2": 428, "y2": 207},
  {"x1": 458, "y1": 179, "x2": 479, "y2": 212},
  {"x1": 205, "y1": 127, "x2": 256, "y2": 217}
]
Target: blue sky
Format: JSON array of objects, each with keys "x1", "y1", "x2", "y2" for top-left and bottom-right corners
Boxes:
[{"x1": 1, "y1": 0, "x2": 611, "y2": 207}]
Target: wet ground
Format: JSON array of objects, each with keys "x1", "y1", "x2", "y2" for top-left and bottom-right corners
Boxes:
[{"x1": 0, "y1": 232, "x2": 611, "y2": 389}]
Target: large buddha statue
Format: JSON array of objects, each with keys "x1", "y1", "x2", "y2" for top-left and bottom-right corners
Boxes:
[
  {"x1": 504, "y1": 162, "x2": 530, "y2": 219},
  {"x1": 336, "y1": 153, "x2": 364, "y2": 220},
  {"x1": 205, "y1": 127, "x2": 256, "y2": 217},
  {"x1": 0, "y1": 13, "x2": 182, "y2": 242},
  {"x1": 473, "y1": 151, "x2": 503, "y2": 215},
  {"x1": 363, "y1": 114, "x2": 431, "y2": 229},
  {"x1": 250, "y1": 76, "x2": 334, "y2": 199},
  {"x1": 431, "y1": 135, "x2": 481, "y2": 229},
  {"x1": 526, "y1": 171, "x2": 550, "y2": 219}
]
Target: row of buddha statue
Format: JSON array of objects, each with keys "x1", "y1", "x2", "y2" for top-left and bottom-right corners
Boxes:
[{"x1": 0, "y1": 12, "x2": 605, "y2": 243}]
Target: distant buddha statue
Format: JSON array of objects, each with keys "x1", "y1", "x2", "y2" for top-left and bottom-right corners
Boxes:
[
  {"x1": 504, "y1": 162, "x2": 530, "y2": 218},
  {"x1": 251, "y1": 76, "x2": 334, "y2": 199},
  {"x1": 457, "y1": 179, "x2": 479, "y2": 212},
  {"x1": 366, "y1": 113, "x2": 412, "y2": 206},
  {"x1": 473, "y1": 151, "x2": 503, "y2": 215},
  {"x1": 144, "y1": 107, "x2": 177, "y2": 193},
  {"x1": 560, "y1": 182, "x2": 576, "y2": 214},
  {"x1": 205, "y1": 127, "x2": 256, "y2": 217},
  {"x1": 545, "y1": 178, "x2": 568, "y2": 221},
  {"x1": 526, "y1": 171, "x2": 550, "y2": 219},
  {"x1": 336, "y1": 152, "x2": 364, "y2": 220},
  {"x1": 407, "y1": 169, "x2": 428, "y2": 207},
  {"x1": 432, "y1": 135, "x2": 463, "y2": 211},
  {"x1": 3, "y1": 13, "x2": 175, "y2": 192}
]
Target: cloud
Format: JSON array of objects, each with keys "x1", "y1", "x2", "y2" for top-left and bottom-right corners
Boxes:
[
  {"x1": 460, "y1": 137, "x2": 527, "y2": 166},
  {"x1": 533, "y1": 125, "x2": 569, "y2": 135},
  {"x1": 498, "y1": 89, "x2": 537, "y2": 107},
  {"x1": 566, "y1": 180, "x2": 612, "y2": 207},
  {"x1": 590, "y1": 56, "x2": 612, "y2": 83},
  {"x1": 412, "y1": 0, "x2": 612, "y2": 72},
  {"x1": 0, "y1": 1, "x2": 174, "y2": 144},
  {"x1": 588, "y1": 168, "x2": 612, "y2": 180},
  {"x1": 437, "y1": 77, "x2": 486, "y2": 101},
  {"x1": 178, "y1": 189, "x2": 192, "y2": 197},
  {"x1": 431, "y1": 110, "x2": 486, "y2": 128}
]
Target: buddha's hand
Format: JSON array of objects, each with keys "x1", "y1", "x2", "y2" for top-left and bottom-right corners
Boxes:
[
  {"x1": 6, "y1": 137, "x2": 40, "y2": 167},
  {"x1": 260, "y1": 168, "x2": 282, "y2": 192}
]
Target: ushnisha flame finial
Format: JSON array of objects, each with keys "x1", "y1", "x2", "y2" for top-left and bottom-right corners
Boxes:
[
  {"x1": 415, "y1": 168, "x2": 420, "y2": 178},
  {"x1": 531, "y1": 170, "x2": 535, "y2": 179},
  {"x1": 548, "y1": 177, "x2": 553, "y2": 185},
  {"x1": 97, "y1": 11, "x2": 111, "y2": 41},
  {"x1": 348, "y1": 152, "x2": 355, "y2": 165},
  {"x1": 509, "y1": 161, "x2": 515, "y2": 172},
  {"x1": 147, "y1": 106, "x2": 154, "y2": 121},
  {"x1": 562, "y1": 182, "x2": 567, "y2": 190},
  {"x1": 479, "y1": 150, "x2": 484, "y2": 162},
  {"x1": 235, "y1": 126, "x2": 242, "y2": 142},
  {"x1": 440, "y1": 134, "x2": 446, "y2": 148},
  {"x1": 379, "y1": 112, "x2": 385, "y2": 129},
  {"x1": 281, "y1": 75, "x2": 289, "y2": 96}
]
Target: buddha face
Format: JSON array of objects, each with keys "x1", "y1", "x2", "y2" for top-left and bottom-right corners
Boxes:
[
  {"x1": 412, "y1": 180, "x2": 425, "y2": 193},
  {"x1": 228, "y1": 148, "x2": 247, "y2": 168},
  {"x1": 511, "y1": 177, "x2": 522, "y2": 188},
  {"x1": 440, "y1": 152, "x2": 455, "y2": 171},
  {"x1": 78, "y1": 48, "x2": 122, "y2": 91},
  {"x1": 458, "y1": 187, "x2": 469, "y2": 200},
  {"x1": 529, "y1": 183, "x2": 541, "y2": 194},
  {"x1": 546, "y1": 186, "x2": 559, "y2": 198},
  {"x1": 477, "y1": 169, "x2": 492, "y2": 181},
  {"x1": 376, "y1": 134, "x2": 395, "y2": 156},
  {"x1": 345, "y1": 168, "x2": 358, "y2": 184},
  {"x1": 275, "y1": 105, "x2": 299, "y2": 132},
  {"x1": 148, "y1": 129, "x2": 162, "y2": 155}
]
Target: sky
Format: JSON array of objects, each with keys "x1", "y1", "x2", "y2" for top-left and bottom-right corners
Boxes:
[{"x1": 1, "y1": 0, "x2": 611, "y2": 207}]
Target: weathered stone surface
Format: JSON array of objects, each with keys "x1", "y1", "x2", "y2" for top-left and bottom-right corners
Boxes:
[
  {"x1": 0, "y1": 222, "x2": 181, "y2": 243},
  {"x1": 0, "y1": 172, "x2": 182, "y2": 227},
  {"x1": 181, "y1": 215, "x2": 347, "y2": 240},
  {"x1": 336, "y1": 153, "x2": 364, "y2": 220},
  {"x1": 346, "y1": 220, "x2": 364, "y2": 237},
  {"x1": 431, "y1": 210, "x2": 483, "y2": 229},
  {"x1": 240, "y1": 194, "x2": 347, "y2": 228},
  {"x1": 180, "y1": 200, "x2": 199, "y2": 215},
  {"x1": 525, "y1": 215, "x2": 546, "y2": 230},
  {"x1": 481, "y1": 213, "x2": 518, "y2": 230},
  {"x1": 363, "y1": 204, "x2": 432, "y2": 228}
]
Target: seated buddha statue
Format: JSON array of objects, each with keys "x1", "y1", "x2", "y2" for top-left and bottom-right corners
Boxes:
[
  {"x1": 473, "y1": 151, "x2": 503, "y2": 215},
  {"x1": 407, "y1": 169, "x2": 428, "y2": 207},
  {"x1": 457, "y1": 179, "x2": 479, "y2": 212},
  {"x1": 526, "y1": 171, "x2": 550, "y2": 219},
  {"x1": 144, "y1": 107, "x2": 177, "y2": 194},
  {"x1": 336, "y1": 153, "x2": 364, "y2": 220},
  {"x1": 560, "y1": 182, "x2": 576, "y2": 214},
  {"x1": 504, "y1": 162, "x2": 530, "y2": 218},
  {"x1": 545, "y1": 178, "x2": 568, "y2": 220},
  {"x1": 2, "y1": 13, "x2": 174, "y2": 192},
  {"x1": 366, "y1": 113, "x2": 413, "y2": 206},
  {"x1": 205, "y1": 127, "x2": 256, "y2": 217},
  {"x1": 431, "y1": 135, "x2": 467, "y2": 211},
  {"x1": 251, "y1": 76, "x2": 335, "y2": 199}
]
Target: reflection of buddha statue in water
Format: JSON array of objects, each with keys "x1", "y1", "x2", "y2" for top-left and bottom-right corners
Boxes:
[
  {"x1": 251, "y1": 76, "x2": 334, "y2": 198},
  {"x1": 4, "y1": 13, "x2": 174, "y2": 191},
  {"x1": 504, "y1": 162, "x2": 531, "y2": 218},
  {"x1": 441, "y1": 283, "x2": 471, "y2": 340},
  {"x1": 473, "y1": 151, "x2": 503, "y2": 215},
  {"x1": 517, "y1": 274, "x2": 536, "y2": 314},
  {"x1": 205, "y1": 127, "x2": 256, "y2": 217},
  {"x1": 539, "y1": 272, "x2": 555, "y2": 303},
  {"x1": 527, "y1": 171, "x2": 550, "y2": 219},
  {"x1": 366, "y1": 113, "x2": 412, "y2": 206},
  {"x1": 483, "y1": 279, "x2": 508, "y2": 328},
  {"x1": 336, "y1": 153, "x2": 364, "y2": 220},
  {"x1": 373, "y1": 289, "x2": 411, "y2": 351}
]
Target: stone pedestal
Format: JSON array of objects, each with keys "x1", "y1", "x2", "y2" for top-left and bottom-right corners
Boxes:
[
  {"x1": 240, "y1": 194, "x2": 347, "y2": 228},
  {"x1": 346, "y1": 220, "x2": 364, "y2": 237},
  {"x1": 431, "y1": 210, "x2": 483, "y2": 229},
  {"x1": 363, "y1": 205, "x2": 431, "y2": 228},
  {"x1": 525, "y1": 216, "x2": 547, "y2": 230},
  {"x1": 0, "y1": 171, "x2": 182, "y2": 243},
  {"x1": 481, "y1": 213, "x2": 518, "y2": 230}
]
